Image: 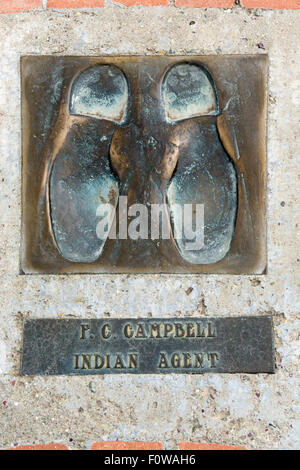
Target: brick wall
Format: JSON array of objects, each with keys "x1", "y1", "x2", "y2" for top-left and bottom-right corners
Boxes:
[
  {"x1": 4, "y1": 441, "x2": 247, "y2": 450},
  {"x1": 0, "y1": 0, "x2": 299, "y2": 14}
]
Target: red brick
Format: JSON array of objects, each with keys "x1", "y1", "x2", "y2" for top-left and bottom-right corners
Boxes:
[
  {"x1": 112, "y1": 0, "x2": 169, "y2": 4},
  {"x1": 176, "y1": 0, "x2": 234, "y2": 7},
  {"x1": 242, "y1": 0, "x2": 300, "y2": 7},
  {"x1": 47, "y1": 0, "x2": 104, "y2": 8},
  {"x1": 0, "y1": 0, "x2": 41, "y2": 14},
  {"x1": 5, "y1": 443, "x2": 68, "y2": 450},
  {"x1": 179, "y1": 442, "x2": 247, "y2": 450},
  {"x1": 92, "y1": 441, "x2": 163, "y2": 450}
]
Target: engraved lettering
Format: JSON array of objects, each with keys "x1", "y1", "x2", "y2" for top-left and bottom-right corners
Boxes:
[
  {"x1": 72, "y1": 353, "x2": 139, "y2": 370},
  {"x1": 101, "y1": 323, "x2": 111, "y2": 339},
  {"x1": 207, "y1": 352, "x2": 219, "y2": 368},
  {"x1": 82, "y1": 354, "x2": 91, "y2": 369},
  {"x1": 157, "y1": 351, "x2": 217, "y2": 369},
  {"x1": 171, "y1": 353, "x2": 181, "y2": 368},
  {"x1": 80, "y1": 324, "x2": 90, "y2": 339},
  {"x1": 124, "y1": 323, "x2": 134, "y2": 338},
  {"x1": 207, "y1": 322, "x2": 217, "y2": 337},
  {"x1": 196, "y1": 322, "x2": 206, "y2": 337},
  {"x1": 164, "y1": 323, "x2": 173, "y2": 338},
  {"x1": 150, "y1": 323, "x2": 162, "y2": 338},
  {"x1": 174, "y1": 323, "x2": 185, "y2": 337},
  {"x1": 186, "y1": 323, "x2": 195, "y2": 337},
  {"x1": 95, "y1": 354, "x2": 104, "y2": 369},
  {"x1": 194, "y1": 353, "x2": 204, "y2": 368},
  {"x1": 114, "y1": 354, "x2": 126, "y2": 368},
  {"x1": 128, "y1": 354, "x2": 138, "y2": 369},
  {"x1": 106, "y1": 354, "x2": 111, "y2": 369},
  {"x1": 135, "y1": 323, "x2": 147, "y2": 338},
  {"x1": 158, "y1": 352, "x2": 169, "y2": 368},
  {"x1": 183, "y1": 352, "x2": 192, "y2": 368},
  {"x1": 23, "y1": 317, "x2": 274, "y2": 375},
  {"x1": 74, "y1": 354, "x2": 80, "y2": 369},
  {"x1": 120, "y1": 321, "x2": 217, "y2": 340}
]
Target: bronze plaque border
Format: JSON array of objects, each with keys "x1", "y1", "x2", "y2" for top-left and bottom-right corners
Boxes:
[{"x1": 21, "y1": 55, "x2": 268, "y2": 274}]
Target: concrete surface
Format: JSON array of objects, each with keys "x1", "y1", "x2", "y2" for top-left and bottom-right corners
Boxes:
[{"x1": 0, "y1": 5, "x2": 299, "y2": 449}]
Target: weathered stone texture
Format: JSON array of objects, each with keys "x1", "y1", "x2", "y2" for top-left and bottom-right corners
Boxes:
[{"x1": 0, "y1": 7, "x2": 299, "y2": 449}]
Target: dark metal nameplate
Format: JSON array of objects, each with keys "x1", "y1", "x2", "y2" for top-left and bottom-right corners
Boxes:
[{"x1": 21, "y1": 317, "x2": 275, "y2": 376}]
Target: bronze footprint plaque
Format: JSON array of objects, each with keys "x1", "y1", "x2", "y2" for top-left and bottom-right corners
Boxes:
[
  {"x1": 21, "y1": 317, "x2": 274, "y2": 376},
  {"x1": 21, "y1": 55, "x2": 267, "y2": 274}
]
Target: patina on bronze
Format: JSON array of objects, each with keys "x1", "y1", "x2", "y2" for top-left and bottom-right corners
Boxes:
[
  {"x1": 21, "y1": 317, "x2": 275, "y2": 375},
  {"x1": 21, "y1": 55, "x2": 267, "y2": 274}
]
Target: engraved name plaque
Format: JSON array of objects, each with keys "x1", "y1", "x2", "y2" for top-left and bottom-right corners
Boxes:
[{"x1": 21, "y1": 317, "x2": 274, "y2": 375}]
